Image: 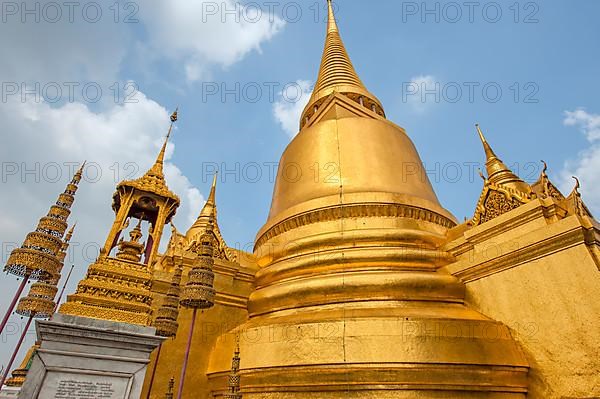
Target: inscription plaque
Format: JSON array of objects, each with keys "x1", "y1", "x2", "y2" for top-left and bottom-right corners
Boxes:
[{"x1": 37, "y1": 371, "x2": 130, "y2": 399}]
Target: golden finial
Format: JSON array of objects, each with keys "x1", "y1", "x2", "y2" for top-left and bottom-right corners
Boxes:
[
  {"x1": 208, "y1": 171, "x2": 218, "y2": 205},
  {"x1": 196, "y1": 171, "x2": 218, "y2": 221},
  {"x1": 572, "y1": 176, "x2": 581, "y2": 194},
  {"x1": 147, "y1": 108, "x2": 179, "y2": 179},
  {"x1": 474, "y1": 124, "x2": 531, "y2": 195},
  {"x1": 64, "y1": 223, "x2": 76, "y2": 242},
  {"x1": 541, "y1": 160, "x2": 548, "y2": 174},
  {"x1": 478, "y1": 169, "x2": 486, "y2": 181},
  {"x1": 475, "y1": 124, "x2": 497, "y2": 161},
  {"x1": 130, "y1": 217, "x2": 144, "y2": 243},
  {"x1": 72, "y1": 161, "x2": 86, "y2": 183},
  {"x1": 327, "y1": 0, "x2": 338, "y2": 33}
]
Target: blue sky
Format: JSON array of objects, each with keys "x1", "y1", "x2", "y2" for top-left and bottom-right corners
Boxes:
[{"x1": 0, "y1": 0, "x2": 599, "y2": 367}]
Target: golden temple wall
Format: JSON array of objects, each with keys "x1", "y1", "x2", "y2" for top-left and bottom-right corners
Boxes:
[{"x1": 444, "y1": 200, "x2": 600, "y2": 399}]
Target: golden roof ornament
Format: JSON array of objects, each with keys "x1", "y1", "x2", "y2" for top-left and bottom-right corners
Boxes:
[
  {"x1": 476, "y1": 124, "x2": 532, "y2": 195},
  {"x1": 300, "y1": 0, "x2": 385, "y2": 128},
  {"x1": 531, "y1": 160, "x2": 565, "y2": 201},
  {"x1": 185, "y1": 172, "x2": 236, "y2": 262},
  {"x1": 471, "y1": 125, "x2": 534, "y2": 226},
  {"x1": 153, "y1": 259, "x2": 184, "y2": 338},
  {"x1": 565, "y1": 176, "x2": 594, "y2": 218}
]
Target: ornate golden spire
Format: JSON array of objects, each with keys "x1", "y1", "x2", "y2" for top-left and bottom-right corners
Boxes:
[
  {"x1": 147, "y1": 109, "x2": 178, "y2": 180},
  {"x1": 184, "y1": 172, "x2": 235, "y2": 262},
  {"x1": 476, "y1": 124, "x2": 532, "y2": 195},
  {"x1": 300, "y1": 0, "x2": 384, "y2": 127},
  {"x1": 531, "y1": 161, "x2": 565, "y2": 201},
  {"x1": 117, "y1": 109, "x2": 180, "y2": 203},
  {"x1": 200, "y1": 172, "x2": 218, "y2": 218}
]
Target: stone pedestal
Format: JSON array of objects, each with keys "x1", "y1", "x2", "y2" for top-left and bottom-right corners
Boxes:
[{"x1": 19, "y1": 314, "x2": 163, "y2": 399}]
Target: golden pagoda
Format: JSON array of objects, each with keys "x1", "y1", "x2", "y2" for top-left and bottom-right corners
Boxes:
[
  {"x1": 59, "y1": 112, "x2": 181, "y2": 326},
  {"x1": 8, "y1": 2, "x2": 598, "y2": 399}
]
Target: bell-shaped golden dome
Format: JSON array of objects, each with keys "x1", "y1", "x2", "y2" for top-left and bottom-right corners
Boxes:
[{"x1": 210, "y1": 2, "x2": 529, "y2": 398}]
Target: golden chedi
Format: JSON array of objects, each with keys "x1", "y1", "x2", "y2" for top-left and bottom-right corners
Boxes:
[{"x1": 207, "y1": 1, "x2": 528, "y2": 397}]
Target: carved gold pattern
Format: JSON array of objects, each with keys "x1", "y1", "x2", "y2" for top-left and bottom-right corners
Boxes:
[
  {"x1": 180, "y1": 225, "x2": 216, "y2": 310},
  {"x1": 256, "y1": 203, "x2": 456, "y2": 250}
]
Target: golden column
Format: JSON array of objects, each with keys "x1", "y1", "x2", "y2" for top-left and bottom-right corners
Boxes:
[
  {"x1": 208, "y1": 1, "x2": 528, "y2": 397},
  {"x1": 1, "y1": 164, "x2": 84, "y2": 334}
]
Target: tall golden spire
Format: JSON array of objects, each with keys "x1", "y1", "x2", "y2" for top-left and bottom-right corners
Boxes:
[
  {"x1": 146, "y1": 109, "x2": 178, "y2": 180},
  {"x1": 300, "y1": 0, "x2": 384, "y2": 126},
  {"x1": 201, "y1": 172, "x2": 218, "y2": 218},
  {"x1": 117, "y1": 109, "x2": 179, "y2": 204},
  {"x1": 476, "y1": 124, "x2": 531, "y2": 194}
]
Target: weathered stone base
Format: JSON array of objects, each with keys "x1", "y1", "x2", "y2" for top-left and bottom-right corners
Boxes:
[{"x1": 19, "y1": 314, "x2": 163, "y2": 399}]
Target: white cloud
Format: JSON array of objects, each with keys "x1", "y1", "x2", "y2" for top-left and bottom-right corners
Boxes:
[
  {"x1": 404, "y1": 75, "x2": 438, "y2": 113},
  {"x1": 560, "y1": 109, "x2": 600, "y2": 213},
  {"x1": 273, "y1": 80, "x2": 313, "y2": 138},
  {"x1": 564, "y1": 109, "x2": 600, "y2": 141},
  {"x1": 137, "y1": 0, "x2": 285, "y2": 81}
]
